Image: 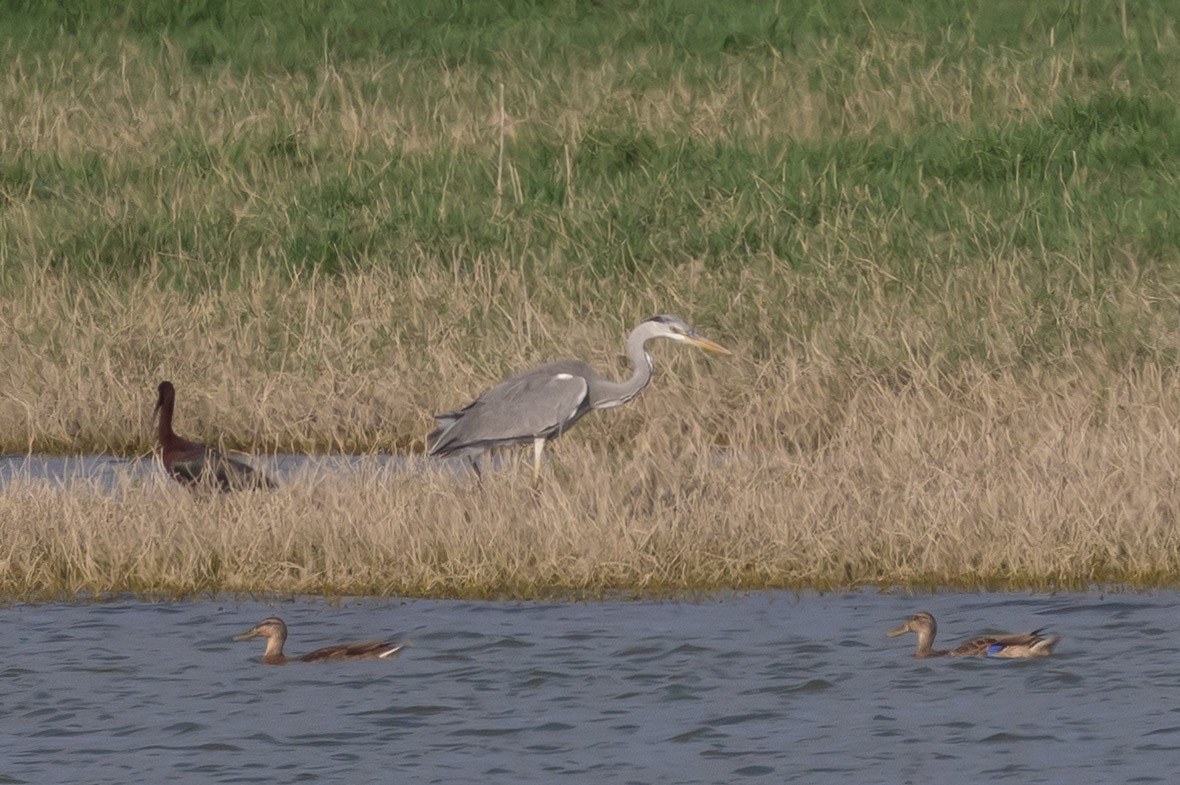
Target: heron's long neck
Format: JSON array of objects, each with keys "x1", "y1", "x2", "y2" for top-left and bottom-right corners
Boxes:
[{"x1": 592, "y1": 325, "x2": 656, "y2": 409}]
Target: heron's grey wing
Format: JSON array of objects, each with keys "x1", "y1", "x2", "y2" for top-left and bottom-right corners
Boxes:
[{"x1": 429, "y1": 363, "x2": 592, "y2": 456}]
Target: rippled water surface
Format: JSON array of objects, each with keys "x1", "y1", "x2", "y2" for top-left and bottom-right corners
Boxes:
[{"x1": 2, "y1": 591, "x2": 1178, "y2": 783}]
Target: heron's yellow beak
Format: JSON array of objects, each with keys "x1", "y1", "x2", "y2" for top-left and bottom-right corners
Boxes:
[{"x1": 686, "y1": 335, "x2": 732, "y2": 355}]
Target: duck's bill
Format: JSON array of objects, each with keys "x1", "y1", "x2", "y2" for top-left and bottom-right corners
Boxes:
[
  {"x1": 886, "y1": 625, "x2": 909, "y2": 637},
  {"x1": 233, "y1": 629, "x2": 261, "y2": 641},
  {"x1": 686, "y1": 335, "x2": 732, "y2": 355}
]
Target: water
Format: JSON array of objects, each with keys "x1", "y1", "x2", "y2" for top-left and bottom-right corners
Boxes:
[
  {"x1": 2, "y1": 591, "x2": 1177, "y2": 784},
  {"x1": 0, "y1": 453, "x2": 416, "y2": 489},
  {"x1": 0, "y1": 453, "x2": 454, "y2": 490},
  {"x1": 3, "y1": 456, "x2": 1176, "y2": 781}
]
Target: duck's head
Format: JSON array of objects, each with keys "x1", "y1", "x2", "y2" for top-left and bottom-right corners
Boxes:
[
  {"x1": 234, "y1": 616, "x2": 289, "y2": 644},
  {"x1": 887, "y1": 611, "x2": 937, "y2": 639}
]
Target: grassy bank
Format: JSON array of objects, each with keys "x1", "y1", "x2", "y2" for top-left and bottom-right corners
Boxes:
[
  {"x1": 5, "y1": 361, "x2": 1180, "y2": 601},
  {"x1": 3, "y1": 1, "x2": 1180, "y2": 595}
]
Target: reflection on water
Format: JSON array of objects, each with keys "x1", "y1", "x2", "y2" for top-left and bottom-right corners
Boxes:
[{"x1": 0, "y1": 591, "x2": 1176, "y2": 784}]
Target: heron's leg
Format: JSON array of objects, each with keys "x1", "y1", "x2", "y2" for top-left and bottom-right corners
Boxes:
[{"x1": 532, "y1": 438, "x2": 546, "y2": 479}]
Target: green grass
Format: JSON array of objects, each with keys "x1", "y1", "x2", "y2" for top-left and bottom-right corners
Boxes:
[
  {"x1": 2, "y1": 0, "x2": 1178, "y2": 388},
  {"x1": 4, "y1": 0, "x2": 1179, "y2": 295}
]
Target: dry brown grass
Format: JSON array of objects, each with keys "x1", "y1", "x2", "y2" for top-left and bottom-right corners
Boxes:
[
  {"x1": 6, "y1": 237, "x2": 1178, "y2": 459},
  {"x1": 5, "y1": 3, "x2": 1180, "y2": 596},
  {"x1": 5, "y1": 357, "x2": 1180, "y2": 600},
  {"x1": 6, "y1": 242, "x2": 1180, "y2": 599},
  {"x1": 0, "y1": 262, "x2": 740, "y2": 455}
]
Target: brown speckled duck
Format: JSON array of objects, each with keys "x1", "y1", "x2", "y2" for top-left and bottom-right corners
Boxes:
[
  {"x1": 154, "y1": 381, "x2": 277, "y2": 491},
  {"x1": 888, "y1": 611, "x2": 1060, "y2": 658},
  {"x1": 234, "y1": 617, "x2": 404, "y2": 665}
]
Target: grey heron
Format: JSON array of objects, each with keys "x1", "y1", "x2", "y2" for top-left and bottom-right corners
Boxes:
[
  {"x1": 154, "y1": 381, "x2": 277, "y2": 491},
  {"x1": 427, "y1": 314, "x2": 731, "y2": 477}
]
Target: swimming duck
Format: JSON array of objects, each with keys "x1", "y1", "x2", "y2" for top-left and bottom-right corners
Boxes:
[
  {"x1": 233, "y1": 616, "x2": 404, "y2": 665},
  {"x1": 154, "y1": 381, "x2": 277, "y2": 491},
  {"x1": 888, "y1": 611, "x2": 1060, "y2": 658}
]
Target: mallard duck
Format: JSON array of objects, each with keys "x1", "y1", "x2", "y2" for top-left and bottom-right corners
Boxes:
[
  {"x1": 233, "y1": 616, "x2": 404, "y2": 665},
  {"x1": 888, "y1": 611, "x2": 1060, "y2": 658},
  {"x1": 154, "y1": 381, "x2": 277, "y2": 491}
]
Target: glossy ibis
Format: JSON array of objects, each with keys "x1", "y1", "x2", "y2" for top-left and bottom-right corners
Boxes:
[{"x1": 153, "y1": 380, "x2": 277, "y2": 491}]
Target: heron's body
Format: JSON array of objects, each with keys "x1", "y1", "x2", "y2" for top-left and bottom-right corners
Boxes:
[
  {"x1": 888, "y1": 611, "x2": 1060, "y2": 659},
  {"x1": 154, "y1": 381, "x2": 277, "y2": 492},
  {"x1": 428, "y1": 315, "x2": 729, "y2": 476},
  {"x1": 430, "y1": 359, "x2": 626, "y2": 457},
  {"x1": 234, "y1": 617, "x2": 404, "y2": 665}
]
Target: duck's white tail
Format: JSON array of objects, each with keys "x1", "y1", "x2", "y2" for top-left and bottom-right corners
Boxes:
[{"x1": 1031, "y1": 635, "x2": 1061, "y2": 655}]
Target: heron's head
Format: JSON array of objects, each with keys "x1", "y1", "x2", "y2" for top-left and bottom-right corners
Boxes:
[
  {"x1": 887, "y1": 611, "x2": 937, "y2": 638},
  {"x1": 642, "y1": 315, "x2": 731, "y2": 355},
  {"x1": 234, "y1": 616, "x2": 288, "y2": 643}
]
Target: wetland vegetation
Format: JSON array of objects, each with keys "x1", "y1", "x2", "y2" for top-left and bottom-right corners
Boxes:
[{"x1": 3, "y1": 0, "x2": 1180, "y2": 598}]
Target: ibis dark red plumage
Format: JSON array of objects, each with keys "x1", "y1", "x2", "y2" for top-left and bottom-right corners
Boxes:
[{"x1": 153, "y1": 381, "x2": 277, "y2": 491}]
